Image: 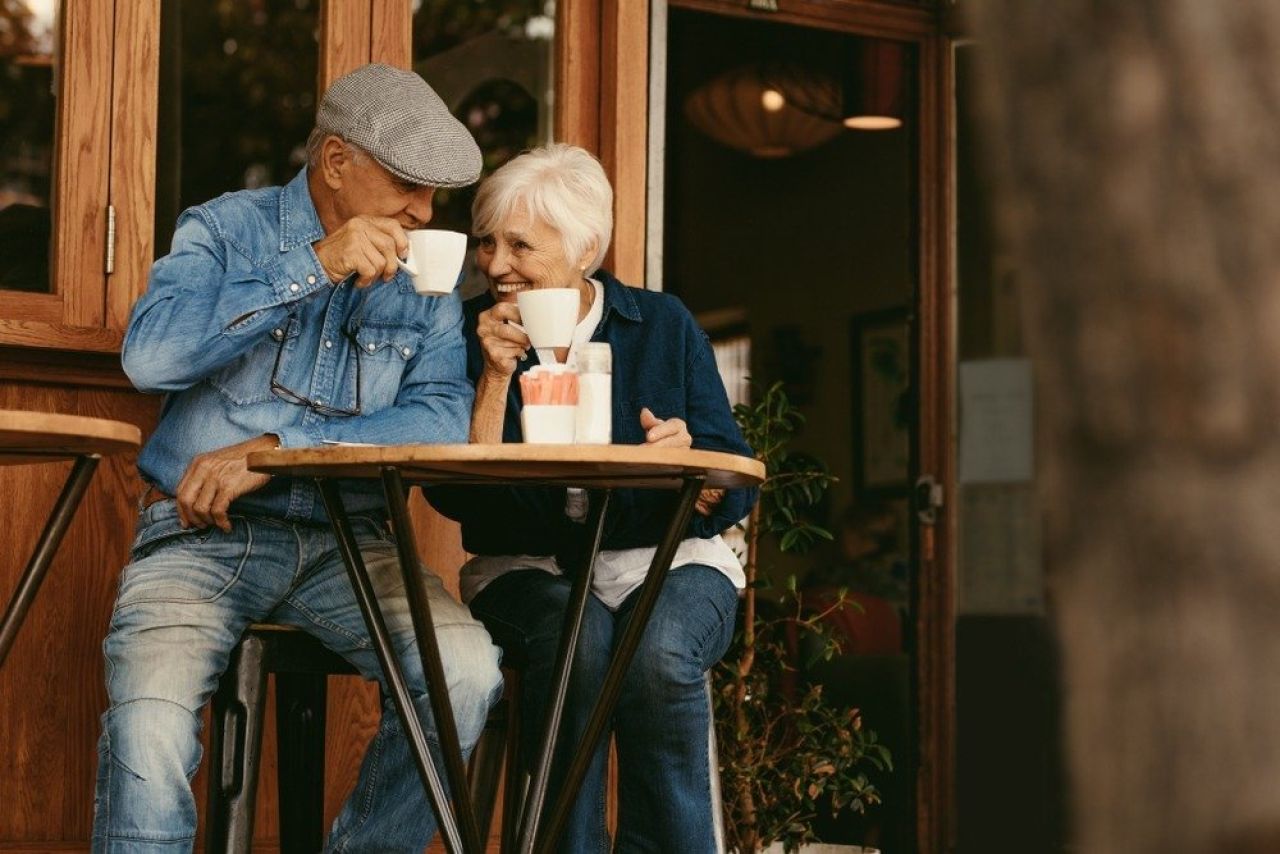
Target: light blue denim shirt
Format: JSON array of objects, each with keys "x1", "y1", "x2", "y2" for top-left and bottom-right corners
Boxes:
[{"x1": 123, "y1": 167, "x2": 473, "y2": 523}]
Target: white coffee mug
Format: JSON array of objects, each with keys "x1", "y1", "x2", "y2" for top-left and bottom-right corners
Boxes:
[
  {"x1": 520, "y1": 404, "x2": 577, "y2": 443},
  {"x1": 397, "y1": 229, "x2": 467, "y2": 295},
  {"x1": 513, "y1": 288, "x2": 579, "y2": 349}
]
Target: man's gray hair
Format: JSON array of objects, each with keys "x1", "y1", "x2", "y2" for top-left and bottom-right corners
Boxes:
[
  {"x1": 305, "y1": 127, "x2": 370, "y2": 170},
  {"x1": 471, "y1": 144, "x2": 613, "y2": 275}
]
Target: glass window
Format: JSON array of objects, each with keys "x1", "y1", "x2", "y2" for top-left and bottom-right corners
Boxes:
[
  {"x1": 412, "y1": 0, "x2": 554, "y2": 298},
  {"x1": 154, "y1": 0, "x2": 320, "y2": 255},
  {"x1": 0, "y1": 0, "x2": 57, "y2": 293}
]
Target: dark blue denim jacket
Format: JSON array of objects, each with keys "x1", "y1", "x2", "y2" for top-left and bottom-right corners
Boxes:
[
  {"x1": 427, "y1": 272, "x2": 758, "y2": 557},
  {"x1": 123, "y1": 168, "x2": 473, "y2": 522}
]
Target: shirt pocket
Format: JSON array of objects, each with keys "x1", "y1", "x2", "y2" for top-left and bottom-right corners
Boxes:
[
  {"x1": 209, "y1": 317, "x2": 299, "y2": 406},
  {"x1": 350, "y1": 323, "x2": 421, "y2": 414},
  {"x1": 617, "y1": 386, "x2": 686, "y2": 444}
]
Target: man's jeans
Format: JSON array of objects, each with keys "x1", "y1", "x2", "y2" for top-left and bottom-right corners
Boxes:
[
  {"x1": 91, "y1": 499, "x2": 503, "y2": 853},
  {"x1": 470, "y1": 564, "x2": 738, "y2": 854}
]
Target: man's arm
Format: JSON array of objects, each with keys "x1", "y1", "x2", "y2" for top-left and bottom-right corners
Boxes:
[{"x1": 122, "y1": 210, "x2": 330, "y2": 393}]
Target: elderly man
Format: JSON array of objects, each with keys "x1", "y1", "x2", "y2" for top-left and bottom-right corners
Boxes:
[{"x1": 92, "y1": 64, "x2": 502, "y2": 853}]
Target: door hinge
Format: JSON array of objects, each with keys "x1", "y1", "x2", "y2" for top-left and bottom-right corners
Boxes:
[
  {"x1": 105, "y1": 204, "x2": 116, "y2": 275},
  {"x1": 915, "y1": 474, "x2": 944, "y2": 526},
  {"x1": 915, "y1": 475, "x2": 944, "y2": 562}
]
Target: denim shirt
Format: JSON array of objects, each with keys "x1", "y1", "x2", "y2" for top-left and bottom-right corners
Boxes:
[
  {"x1": 427, "y1": 273, "x2": 758, "y2": 557},
  {"x1": 123, "y1": 168, "x2": 473, "y2": 523}
]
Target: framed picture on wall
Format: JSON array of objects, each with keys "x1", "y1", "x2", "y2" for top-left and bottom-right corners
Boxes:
[{"x1": 851, "y1": 307, "x2": 911, "y2": 496}]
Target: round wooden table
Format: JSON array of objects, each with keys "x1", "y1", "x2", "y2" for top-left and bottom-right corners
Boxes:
[
  {"x1": 0, "y1": 409, "x2": 141, "y2": 667},
  {"x1": 249, "y1": 443, "x2": 763, "y2": 854}
]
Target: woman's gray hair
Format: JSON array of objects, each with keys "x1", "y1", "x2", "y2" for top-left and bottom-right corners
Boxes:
[{"x1": 471, "y1": 143, "x2": 613, "y2": 275}]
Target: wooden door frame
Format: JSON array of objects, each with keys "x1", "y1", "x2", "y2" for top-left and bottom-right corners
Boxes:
[{"x1": 651, "y1": 2, "x2": 957, "y2": 850}]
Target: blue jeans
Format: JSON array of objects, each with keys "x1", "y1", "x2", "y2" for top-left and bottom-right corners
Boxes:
[
  {"x1": 470, "y1": 564, "x2": 738, "y2": 854},
  {"x1": 91, "y1": 499, "x2": 503, "y2": 853}
]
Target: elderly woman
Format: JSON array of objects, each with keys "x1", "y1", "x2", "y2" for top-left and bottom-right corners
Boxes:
[{"x1": 429, "y1": 143, "x2": 756, "y2": 852}]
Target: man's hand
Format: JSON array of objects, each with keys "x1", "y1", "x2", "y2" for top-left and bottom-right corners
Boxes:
[
  {"x1": 175, "y1": 434, "x2": 278, "y2": 532},
  {"x1": 476, "y1": 301, "x2": 531, "y2": 379},
  {"x1": 639, "y1": 407, "x2": 693, "y2": 448},
  {"x1": 312, "y1": 215, "x2": 409, "y2": 287}
]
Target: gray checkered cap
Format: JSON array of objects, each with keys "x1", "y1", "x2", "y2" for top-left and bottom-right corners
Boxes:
[{"x1": 316, "y1": 63, "x2": 481, "y2": 189}]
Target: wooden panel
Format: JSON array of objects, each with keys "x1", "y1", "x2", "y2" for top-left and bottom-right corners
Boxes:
[
  {"x1": 370, "y1": 0, "x2": 412, "y2": 69},
  {"x1": 0, "y1": 292, "x2": 61, "y2": 325},
  {"x1": 555, "y1": 0, "x2": 602, "y2": 152},
  {"x1": 319, "y1": 0, "x2": 374, "y2": 92},
  {"x1": 52, "y1": 0, "x2": 112, "y2": 328},
  {"x1": 0, "y1": 348, "x2": 135, "y2": 390},
  {"x1": 107, "y1": 0, "x2": 161, "y2": 330},
  {"x1": 0, "y1": 383, "x2": 159, "y2": 841},
  {"x1": 600, "y1": 0, "x2": 649, "y2": 283},
  {"x1": 0, "y1": 320, "x2": 123, "y2": 353}
]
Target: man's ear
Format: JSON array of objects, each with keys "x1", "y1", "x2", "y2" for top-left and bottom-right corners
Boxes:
[{"x1": 319, "y1": 135, "x2": 350, "y2": 190}]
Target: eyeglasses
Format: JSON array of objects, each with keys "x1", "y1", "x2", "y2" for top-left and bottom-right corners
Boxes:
[{"x1": 270, "y1": 323, "x2": 362, "y2": 417}]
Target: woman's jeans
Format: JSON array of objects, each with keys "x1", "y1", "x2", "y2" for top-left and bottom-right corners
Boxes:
[
  {"x1": 91, "y1": 499, "x2": 503, "y2": 853},
  {"x1": 470, "y1": 563, "x2": 738, "y2": 854}
]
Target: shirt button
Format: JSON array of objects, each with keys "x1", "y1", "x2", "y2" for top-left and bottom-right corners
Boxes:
[
  {"x1": 367, "y1": 343, "x2": 376, "y2": 352},
  {"x1": 306, "y1": 274, "x2": 317, "y2": 285},
  {"x1": 289, "y1": 282, "x2": 300, "y2": 293},
  {"x1": 272, "y1": 328, "x2": 283, "y2": 339},
  {"x1": 315, "y1": 398, "x2": 324, "y2": 406},
  {"x1": 324, "y1": 340, "x2": 333, "y2": 349},
  {"x1": 402, "y1": 347, "x2": 411, "y2": 357}
]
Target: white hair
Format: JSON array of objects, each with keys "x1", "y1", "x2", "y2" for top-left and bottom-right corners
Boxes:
[{"x1": 471, "y1": 143, "x2": 613, "y2": 275}]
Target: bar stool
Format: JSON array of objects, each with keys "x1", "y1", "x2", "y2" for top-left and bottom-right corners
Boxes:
[
  {"x1": 205, "y1": 624, "x2": 522, "y2": 853},
  {"x1": 205, "y1": 624, "x2": 356, "y2": 854}
]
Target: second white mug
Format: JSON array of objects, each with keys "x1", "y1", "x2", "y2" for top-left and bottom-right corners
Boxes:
[{"x1": 513, "y1": 287, "x2": 580, "y2": 349}]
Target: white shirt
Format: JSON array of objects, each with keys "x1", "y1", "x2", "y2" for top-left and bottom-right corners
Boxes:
[{"x1": 458, "y1": 280, "x2": 745, "y2": 609}]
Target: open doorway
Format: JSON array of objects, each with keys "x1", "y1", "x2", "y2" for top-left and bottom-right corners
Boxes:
[{"x1": 659, "y1": 7, "x2": 919, "y2": 850}]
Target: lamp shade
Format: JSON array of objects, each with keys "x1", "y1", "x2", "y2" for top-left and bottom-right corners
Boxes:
[
  {"x1": 683, "y1": 64, "x2": 842, "y2": 159},
  {"x1": 841, "y1": 39, "x2": 905, "y2": 130}
]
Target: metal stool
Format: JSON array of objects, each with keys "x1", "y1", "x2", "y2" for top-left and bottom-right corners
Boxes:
[
  {"x1": 205, "y1": 624, "x2": 521, "y2": 853},
  {"x1": 205, "y1": 624, "x2": 356, "y2": 854}
]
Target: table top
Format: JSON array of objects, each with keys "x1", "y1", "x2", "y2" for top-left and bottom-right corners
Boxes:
[
  {"x1": 248, "y1": 443, "x2": 765, "y2": 490},
  {"x1": 0, "y1": 409, "x2": 142, "y2": 466}
]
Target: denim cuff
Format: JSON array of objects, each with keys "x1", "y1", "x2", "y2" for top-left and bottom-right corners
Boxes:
[
  {"x1": 273, "y1": 425, "x2": 321, "y2": 449},
  {"x1": 270, "y1": 242, "x2": 331, "y2": 303}
]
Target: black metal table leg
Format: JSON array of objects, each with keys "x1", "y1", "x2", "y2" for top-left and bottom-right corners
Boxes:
[
  {"x1": 534, "y1": 476, "x2": 705, "y2": 854},
  {"x1": 380, "y1": 468, "x2": 484, "y2": 854},
  {"x1": 316, "y1": 478, "x2": 467, "y2": 854},
  {"x1": 0, "y1": 454, "x2": 99, "y2": 668},
  {"x1": 515, "y1": 489, "x2": 611, "y2": 854}
]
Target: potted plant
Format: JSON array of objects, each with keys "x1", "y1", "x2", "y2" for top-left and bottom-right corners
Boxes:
[{"x1": 715, "y1": 381, "x2": 893, "y2": 853}]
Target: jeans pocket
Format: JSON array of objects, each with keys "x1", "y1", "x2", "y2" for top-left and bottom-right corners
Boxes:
[{"x1": 118, "y1": 522, "x2": 254, "y2": 608}]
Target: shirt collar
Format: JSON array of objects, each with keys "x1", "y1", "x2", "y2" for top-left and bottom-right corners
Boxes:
[
  {"x1": 596, "y1": 270, "x2": 643, "y2": 323},
  {"x1": 278, "y1": 167, "x2": 327, "y2": 252}
]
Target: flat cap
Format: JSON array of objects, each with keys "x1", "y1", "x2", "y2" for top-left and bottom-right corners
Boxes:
[{"x1": 316, "y1": 63, "x2": 482, "y2": 189}]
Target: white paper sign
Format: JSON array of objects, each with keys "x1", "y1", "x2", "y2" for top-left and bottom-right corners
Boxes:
[{"x1": 959, "y1": 358, "x2": 1033, "y2": 484}]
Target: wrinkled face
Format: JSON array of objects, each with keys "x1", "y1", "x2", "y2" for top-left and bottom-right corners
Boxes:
[
  {"x1": 333, "y1": 148, "x2": 436, "y2": 230},
  {"x1": 475, "y1": 206, "x2": 588, "y2": 304}
]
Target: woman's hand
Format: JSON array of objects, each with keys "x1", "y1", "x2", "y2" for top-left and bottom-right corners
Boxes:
[
  {"x1": 476, "y1": 301, "x2": 531, "y2": 378},
  {"x1": 639, "y1": 407, "x2": 693, "y2": 448},
  {"x1": 638, "y1": 409, "x2": 724, "y2": 515}
]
